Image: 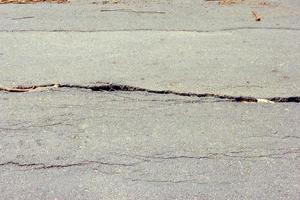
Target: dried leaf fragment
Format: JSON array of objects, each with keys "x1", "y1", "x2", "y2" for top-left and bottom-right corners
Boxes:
[
  {"x1": 257, "y1": 99, "x2": 274, "y2": 104},
  {"x1": 252, "y1": 10, "x2": 262, "y2": 21}
]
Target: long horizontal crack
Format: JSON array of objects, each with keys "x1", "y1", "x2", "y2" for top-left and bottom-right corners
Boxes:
[
  {"x1": 0, "y1": 83, "x2": 299, "y2": 103},
  {"x1": 0, "y1": 27, "x2": 299, "y2": 33},
  {"x1": 128, "y1": 178, "x2": 202, "y2": 184},
  {"x1": 129, "y1": 149, "x2": 300, "y2": 161},
  {"x1": 0, "y1": 160, "x2": 138, "y2": 170},
  {"x1": 100, "y1": 8, "x2": 166, "y2": 14},
  {"x1": 1, "y1": 148, "x2": 298, "y2": 170},
  {"x1": 128, "y1": 178, "x2": 231, "y2": 185}
]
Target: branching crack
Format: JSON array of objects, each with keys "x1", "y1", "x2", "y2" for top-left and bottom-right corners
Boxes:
[{"x1": 0, "y1": 83, "x2": 299, "y2": 103}]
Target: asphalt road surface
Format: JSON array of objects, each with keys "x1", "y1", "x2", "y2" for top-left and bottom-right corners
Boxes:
[{"x1": 0, "y1": 0, "x2": 299, "y2": 199}]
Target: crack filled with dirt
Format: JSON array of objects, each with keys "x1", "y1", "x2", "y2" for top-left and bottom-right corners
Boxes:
[{"x1": 0, "y1": 83, "x2": 299, "y2": 103}]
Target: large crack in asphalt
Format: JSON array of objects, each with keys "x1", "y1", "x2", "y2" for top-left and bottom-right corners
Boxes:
[{"x1": 0, "y1": 83, "x2": 299, "y2": 103}]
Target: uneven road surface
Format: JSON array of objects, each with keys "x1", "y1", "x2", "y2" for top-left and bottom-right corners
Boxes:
[{"x1": 0, "y1": 0, "x2": 299, "y2": 199}]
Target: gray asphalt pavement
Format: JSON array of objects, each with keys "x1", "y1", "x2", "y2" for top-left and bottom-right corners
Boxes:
[
  {"x1": 1, "y1": 89, "x2": 299, "y2": 199},
  {"x1": 0, "y1": 0, "x2": 300, "y2": 199},
  {"x1": 1, "y1": 28, "x2": 300, "y2": 97},
  {"x1": 0, "y1": 0, "x2": 300, "y2": 97}
]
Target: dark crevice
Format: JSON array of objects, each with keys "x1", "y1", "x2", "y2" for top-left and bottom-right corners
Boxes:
[
  {"x1": 0, "y1": 83, "x2": 299, "y2": 103},
  {"x1": 267, "y1": 96, "x2": 300, "y2": 103}
]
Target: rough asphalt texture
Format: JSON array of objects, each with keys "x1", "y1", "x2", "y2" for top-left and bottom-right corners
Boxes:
[{"x1": 0, "y1": 0, "x2": 299, "y2": 199}]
